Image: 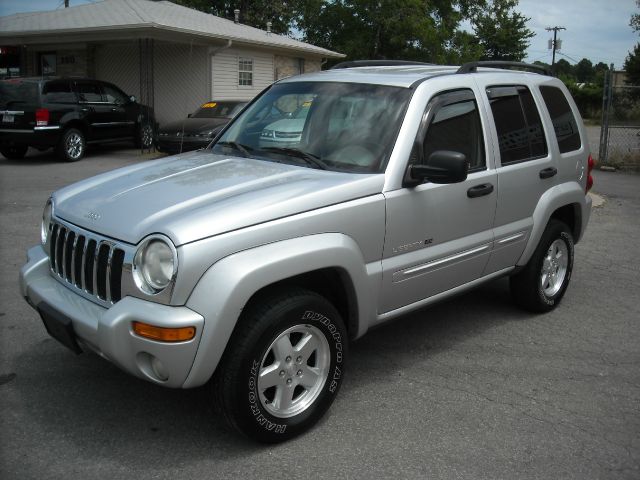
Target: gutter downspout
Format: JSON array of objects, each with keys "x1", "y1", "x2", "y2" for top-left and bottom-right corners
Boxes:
[{"x1": 209, "y1": 40, "x2": 232, "y2": 99}]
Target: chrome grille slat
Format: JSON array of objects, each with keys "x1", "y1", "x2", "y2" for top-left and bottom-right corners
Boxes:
[
  {"x1": 47, "y1": 220, "x2": 126, "y2": 307},
  {"x1": 70, "y1": 234, "x2": 79, "y2": 285},
  {"x1": 80, "y1": 236, "x2": 88, "y2": 290},
  {"x1": 61, "y1": 229, "x2": 70, "y2": 279},
  {"x1": 105, "y1": 244, "x2": 114, "y2": 303},
  {"x1": 92, "y1": 241, "x2": 99, "y2": 298}
]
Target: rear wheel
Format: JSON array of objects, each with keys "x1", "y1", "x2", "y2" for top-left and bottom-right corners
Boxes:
[
  {"x1": 213, "y1": 287, "x2": 347, "y2": 443},
  {"x1": 0, "y1": 145, "x2": 28, "y2": 160},
  {"x1": 510, "y1": 219, "x2": 574, "y2": 312},
  {"x1": 57, "y1": 128, "x2": 85, "y2": 162}
]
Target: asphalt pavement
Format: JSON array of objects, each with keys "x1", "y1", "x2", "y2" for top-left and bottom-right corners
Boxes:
[{"x1": 1, "y1": 147, "x2": 639, "y2": 479}]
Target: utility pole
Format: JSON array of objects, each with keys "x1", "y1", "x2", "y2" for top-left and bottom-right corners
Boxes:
[{"x1": 546, "y1": 26, "x2": 566, "y2": 73}]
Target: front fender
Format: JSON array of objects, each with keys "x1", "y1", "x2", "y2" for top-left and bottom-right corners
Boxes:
[
  {"x1": 182, "y1": 233, "x2": 372, "y2": 388},
  {"x1": 517, "y1": 182, "x2": 591, "y2": 266}
]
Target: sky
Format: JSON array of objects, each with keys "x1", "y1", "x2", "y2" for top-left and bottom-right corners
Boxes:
[{"x1": 0, "y1": 0, "x2": 638, "y2": 69}]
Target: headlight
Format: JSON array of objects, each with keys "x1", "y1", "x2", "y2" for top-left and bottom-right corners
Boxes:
[
  {"x1": 133, "y1": 235, "x2": 178, "y2": 295},
  {"x1": 41, "y1": 199, "x2": 53, "y2": 246}
]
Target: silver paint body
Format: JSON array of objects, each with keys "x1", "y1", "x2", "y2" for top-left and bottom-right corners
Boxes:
[{"x1": 20, "y1": 66, "x2": 592, "y2": 388}]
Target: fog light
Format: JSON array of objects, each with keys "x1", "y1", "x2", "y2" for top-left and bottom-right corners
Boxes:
[
  {"x1": 151, "y1": 356, "x2": 169, "y2": 381},
  {"x1": 132, "y1": 321, "x2": 196, "y2": 342}
]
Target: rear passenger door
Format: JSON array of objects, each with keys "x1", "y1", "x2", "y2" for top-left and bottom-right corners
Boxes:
[{"x1": 479, "y1": 83, "x2": 556, "y2": 274}]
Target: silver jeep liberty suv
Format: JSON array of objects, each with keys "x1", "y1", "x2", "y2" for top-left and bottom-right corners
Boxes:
[{"x1": 20, "y1": 60, "x2": 593, "y2": 442}]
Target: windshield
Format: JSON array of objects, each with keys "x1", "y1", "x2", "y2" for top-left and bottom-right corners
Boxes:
[
  {"x1": 211, "y1": 81, "x2": 412, "y2": 173},
  {"x1": 191, "y1": 101, "x2": 246, "y2": 119}
]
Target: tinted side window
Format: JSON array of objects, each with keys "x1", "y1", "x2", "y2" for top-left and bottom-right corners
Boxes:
[
  {"x1": 539, "y1": 86, "x2": 581, "y2": 153},
  {"x1": 42, "y1": 81, "x2": 76, "y2": 104},
  {"x1": 487, "y1": 85, "x2": 548, "y2": 165},
  {"x1": 102, "y1": 84, "x2": 128, "y2": 105},
  {"x1": 75, "y1": 82, "x2": 103, "y2": 102},
  {"x1": 423, "y1": 94, "x2": 485, "y2": 172}
]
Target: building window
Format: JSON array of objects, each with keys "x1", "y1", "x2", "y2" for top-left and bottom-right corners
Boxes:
[
  {"x1": 238, "y1": 57, "x2": 253, "y2": 87},
  {"x1": 38, "y1": 52, "x2": 56, "y2": 76}
]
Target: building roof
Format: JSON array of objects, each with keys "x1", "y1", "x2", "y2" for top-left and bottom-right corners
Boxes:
[{"x1": 0, "y1": 0, "x2": 343, "y2": 58}]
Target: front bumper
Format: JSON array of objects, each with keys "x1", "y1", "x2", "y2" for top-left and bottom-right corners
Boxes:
[{"x1": 20, "y1": 245, "x2": 204, "y2": 388}]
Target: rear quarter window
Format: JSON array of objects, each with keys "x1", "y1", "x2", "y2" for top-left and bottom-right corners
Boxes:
[
  {"x1": 539, "y1": 86, "x2": 582, "y2": 153},
  {"x1": 0, "y1": 80, "x2": 40, "y2": 108}
]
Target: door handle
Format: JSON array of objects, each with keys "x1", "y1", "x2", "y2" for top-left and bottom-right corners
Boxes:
[
  {"x1": 539, "y1": 167, "x2": 557, "y2": 179},
  {"x1": 467, "y1": 183, "x2": 494, "y2": 198}
]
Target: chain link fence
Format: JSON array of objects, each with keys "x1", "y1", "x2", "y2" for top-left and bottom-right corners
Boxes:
[{"x1": 599, "y1": 71, "x2": 640, "y2": 170}]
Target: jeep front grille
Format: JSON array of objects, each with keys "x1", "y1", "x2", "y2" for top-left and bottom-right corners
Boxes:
[{"x1": 48, "y1": 221, "x2": 126, "y2": 305}]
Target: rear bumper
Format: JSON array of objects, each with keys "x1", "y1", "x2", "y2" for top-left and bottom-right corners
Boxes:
[
  {"x1": 20, "y1": 245, "x2": 204, "y2": 388},
  {"x1": 0, "y1": 127, "x2": 61, "y2": 148}
]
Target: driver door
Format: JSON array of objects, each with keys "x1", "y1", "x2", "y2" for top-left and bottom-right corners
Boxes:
[{"x1": 380, "y1": 88, "x2": 497, "y2": 313}]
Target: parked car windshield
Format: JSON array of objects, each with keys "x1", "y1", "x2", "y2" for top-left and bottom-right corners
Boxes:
[
  {"x1": 191, "y1": 101, "x2": 246, "y2": 119},
  {"x1": 212, "y1": 81, "x2": 412, "y2": 173}
]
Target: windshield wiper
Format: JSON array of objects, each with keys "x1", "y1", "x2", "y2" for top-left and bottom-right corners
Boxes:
[
  {"x1": 260, "y1": 147, "x2": 328, "y2": 170},
  {"x1": 215, "y1": 141, "x2": 253, "y2": 157}
]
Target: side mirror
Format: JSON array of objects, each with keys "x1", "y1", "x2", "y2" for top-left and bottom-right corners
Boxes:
[
  {"x1": 129, "y1": 95, "x2": 137, "y2": 103},
  {"x1": 404, "y1": 150, "x2": 468, "y2": 187}
]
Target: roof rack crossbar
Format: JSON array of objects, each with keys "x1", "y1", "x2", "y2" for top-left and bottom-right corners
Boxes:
[
  {"x1": 457, "y1": 61, "x2": 551, "y2": 76},
  {"x1": 331, "y1": 60, "x2": 434, "y2": 70}
]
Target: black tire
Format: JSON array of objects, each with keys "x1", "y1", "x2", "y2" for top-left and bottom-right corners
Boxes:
[
  {"x1": 0, "y1": 145, "x2": 28, "y2": 160},
  {"x1": 510, "y1": 219, "x2": 575, "y2": 312},
  {"x1": 57, "y1": 128, "x2": 85, "y2": 162},
  {"x1": 213, "y1": 287, "x2": 347, "y2": 443},
  {"x1": 135, "y1": 123, "x2": 154, "y2": 149}
]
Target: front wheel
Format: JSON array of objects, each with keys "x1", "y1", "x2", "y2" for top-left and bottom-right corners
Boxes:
[
  {"x1": 510, "y1": 219, "x2": 575, "y2": 312},
  {"x1": 136, "y1": 123, "x2": 154, "y2": 149},
  {"x1": 213, "y1": 288, "x2": 347, "y2": 443}
]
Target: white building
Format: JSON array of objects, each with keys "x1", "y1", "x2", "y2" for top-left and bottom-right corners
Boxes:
[{"x1": 0, "y1": 0, "x2": 344, "y2": 124}]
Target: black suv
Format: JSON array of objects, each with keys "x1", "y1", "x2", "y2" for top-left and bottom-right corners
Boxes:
[{"x1": 0, "y1": 77, "x2": 155, "y2": 161}]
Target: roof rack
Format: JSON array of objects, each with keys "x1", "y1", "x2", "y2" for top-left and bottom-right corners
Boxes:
[
  {"x1": 331, "y1": 60, "x2": 433, "y2": 70},
  {"x1": 457, "y1": 61, "x2": 551, "y2": 76}
]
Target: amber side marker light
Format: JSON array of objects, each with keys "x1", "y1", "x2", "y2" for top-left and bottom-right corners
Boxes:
[{"x1": 132, "y1": 322, "x2": 196, "y2": 342}]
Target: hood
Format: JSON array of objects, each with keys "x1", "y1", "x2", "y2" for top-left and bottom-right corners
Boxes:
[
  {"x1": 159, "y1": 117, "x2": 229, "y2": 134},
  {"x1": 52, "y1": 151, "x2": 384, "y2": 246}
]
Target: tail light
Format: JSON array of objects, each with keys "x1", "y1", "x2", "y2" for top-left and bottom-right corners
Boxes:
[
  {"x1": 35, "y1": 108, "x2": 49, "y2": 127},
  {"x1": 586, "y1": 154, "x2": 594, "y2": 193}
]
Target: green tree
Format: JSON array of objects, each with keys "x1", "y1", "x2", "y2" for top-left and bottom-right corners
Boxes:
[
  {"x1": 574, "y1": 58, "x2": 594, "y2": 83},
  {"x1": 631, "y1": 0, "x2": 640, "y2": 32},
  {"x1": 172, "y1": 0, "x2": 299, "y2": 34},
  {"x1": 298, "y1": 0, "x2": 486, "y2": 65},
  {"x1": 624, "y1": 43, "x2": 640, "y2": 85},
  {"x1": 470, "y1": 0, "x2": 534, "y2": 61}
]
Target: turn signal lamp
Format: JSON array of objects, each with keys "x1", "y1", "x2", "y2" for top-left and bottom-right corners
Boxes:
[{"x1": 132, "y1": 322, "x2": 195, "y2": 342}]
